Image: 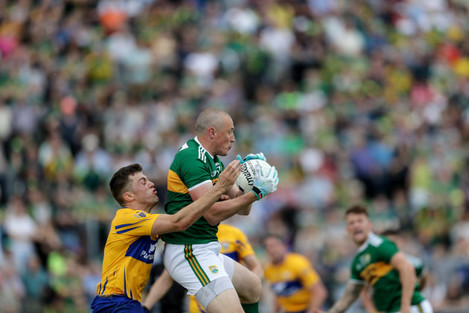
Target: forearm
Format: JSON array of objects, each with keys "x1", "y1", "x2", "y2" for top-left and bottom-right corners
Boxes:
[
  {"x1": 243, "y1": 255, "x2": 264, "y2": 279},
  {"x1": 328, "y1": 282, "x2": 364, "y2": 313},
  {"x1": 360, "y1": 287, "x2": 377, "y2": 313},
  {"x1": 173, "y1": 186, "x2": 225, "y2": 229},
  {"x1": 204, "y1": 192, "x2": 257, "y2": 225},
  {"x1": 143, "y1": 271, "x2": 173, "y2": 309},
  {"x1": 237, "y1": 203, "x2": 252, "y2": 215},
  {"x1": 399, "y1": 265, "x2": 416, "y2": 308},
  {"x1": 308, "y1": 283, "x2": 327, "y2": 312}
]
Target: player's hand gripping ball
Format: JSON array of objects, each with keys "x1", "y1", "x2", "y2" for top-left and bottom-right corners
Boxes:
[{"x1": 235, "y1": 159, "x2": 273, "y2": 194}]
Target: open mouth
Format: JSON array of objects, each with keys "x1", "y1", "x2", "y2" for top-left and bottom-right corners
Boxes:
[{"x1": 354, "y1": 230, "x2": 363, "y2": 236}]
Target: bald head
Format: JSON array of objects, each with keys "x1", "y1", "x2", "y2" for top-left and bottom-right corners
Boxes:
[
  {"x1": 195, "y1": 108, "x2": 231, "y2": 135},
  {"x1": 195, "y1": 108, "x2": 235, "y2": 156}
]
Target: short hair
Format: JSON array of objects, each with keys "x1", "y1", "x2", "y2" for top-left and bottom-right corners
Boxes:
[
  {"x1": 195, "y1": 108, "x2": 230, "y2": 134},
  {"x1": 109, "y1": 163, "x2": 143, "y2": 207},
  {"x1": 345, "y1": 205, "x2": 369, "y2": 217},
  {"x1": 381, "y1": 228, "x2": 399, "y2": 237}
]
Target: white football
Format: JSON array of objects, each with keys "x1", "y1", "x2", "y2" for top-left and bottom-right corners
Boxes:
[{"x1": 235, "y1": 159, "x2": 272, "y2": 193}]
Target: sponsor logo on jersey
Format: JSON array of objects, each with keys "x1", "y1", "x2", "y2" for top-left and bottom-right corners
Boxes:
[
  {"x1": 139, "y1": 242, "x2": 156, "y2": 262},
  {"x1": 209, "y1": 265, "x2": 218, "y2": 274},
  {"x1": 127, "y1": 237, "x2": 158, "y2": 264}
]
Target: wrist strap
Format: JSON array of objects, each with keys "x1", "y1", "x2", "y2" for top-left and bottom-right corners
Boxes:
[{"x1": 251, "y1": 186, "x2": 262, "y2": 200}]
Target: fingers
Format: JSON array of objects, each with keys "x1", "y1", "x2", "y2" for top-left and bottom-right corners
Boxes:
[
  {"x1": 226, "y1": 159, "x2": 241, "y2": 171},
  {"x1": 223, "y1": 160, "x2": 241, "y2": 181},
  {"x1": 255, "y1": 165, "x2": 262, "y2": 177},
  {"x1": 266, "y1": 166, "x2": 277, "y2": 180}
]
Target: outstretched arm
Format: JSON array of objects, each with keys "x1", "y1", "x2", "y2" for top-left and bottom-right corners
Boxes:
[
  {"x1": 151, "y1": 160, "x2": 240, "y2": 235},
  {"x1": 192, "y1": 165, "x2": 279, "y2": 225},
  {"x1": 327, "y1": 281, "x2": 365, "y2": 313},
  {"x1": 143, "y1": 269, "x2": 174, "y2": 311}
]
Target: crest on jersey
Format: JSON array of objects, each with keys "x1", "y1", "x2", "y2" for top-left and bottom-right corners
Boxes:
[
  {"x1": 135, "y1": 212, "x2": 146, "y2": 218},
  {"x1": 211, "y1": 163, "x2": 222, "y2": 178},
  {"x1": 209, "y1": 265, "x2": 218, "y2": 274},
  {"x1": 357, "y1": 254, "x2": 371, "y2": 270},
  {"x1": 139, "y1": 212, "x2": 146, "y2": 218}
]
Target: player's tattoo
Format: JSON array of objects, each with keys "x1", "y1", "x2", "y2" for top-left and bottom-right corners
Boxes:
[{"x1": 328, "y1": 282, "x2": 365, "y2": 313}]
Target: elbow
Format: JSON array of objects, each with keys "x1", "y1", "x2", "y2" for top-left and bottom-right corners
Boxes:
[
  {"x1": 173, "y1": 220, "x2": 191, "y2": 232},
  {"x1": 321, "y1": 286, "x2": 329, "y2": 300},
  {"x1": 203, "y1": 214, "x2": 219, "y2": 226}
]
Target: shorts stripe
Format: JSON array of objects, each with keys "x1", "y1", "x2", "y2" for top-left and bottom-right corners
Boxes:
[
  {"x1": 184, "y1": 245, "x2": 210, "y2": 286},
  {"x1": 417, "y1": 303, "x2": 424, "y2": 313}
]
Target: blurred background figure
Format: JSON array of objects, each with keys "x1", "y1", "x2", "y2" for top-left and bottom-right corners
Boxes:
[
  {"x1": 1, "y1": 0, "x2": 469, "y2": 311},
  {"x1": 263, "y1": 233, "x2": 327, "y2": 313}
]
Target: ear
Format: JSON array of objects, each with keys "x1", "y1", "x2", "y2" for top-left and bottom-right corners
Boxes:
[
  {"x1": 123, "y1": 191, "x2": 135, "y2": 203},
  {"x1": 208, "y1": 127, "x2": 217, "y2": 140}
]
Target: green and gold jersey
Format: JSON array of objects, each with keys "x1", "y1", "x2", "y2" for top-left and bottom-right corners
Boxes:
[
  {"x1": 161, "y1": 137, "x2": 224, "y2": 244},
  {"x1": 350, "y1": 233, "x2": 425, "y2": 313}
]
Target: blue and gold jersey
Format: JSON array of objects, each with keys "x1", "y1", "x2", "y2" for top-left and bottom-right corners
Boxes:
[
  {"x1": 264, "y1": 253, "x2": 320, "y2": 313},
  {"x1": 96, "y1": 208, "x2": 159, "y2": 302},
  {"x1": 218, "y1": 224, "x2": 255, "y2": 261},
  {"x1": 188, "y1": 224, "x2": 256, "y2": 313}
]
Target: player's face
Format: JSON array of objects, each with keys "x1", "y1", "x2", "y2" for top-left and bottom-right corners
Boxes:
[
  {"x1": 128, "y1": 172, "x2": 159, "y2": 209},
  {"x1": 346, "y1": 213, "x2": 372, "y2": 246},
  {"x1": 213, "y1": 115, "x2": 235, "y2": 156},
  {"x1": 264, "y1": 237, "x2": 287, "y2": 264}
]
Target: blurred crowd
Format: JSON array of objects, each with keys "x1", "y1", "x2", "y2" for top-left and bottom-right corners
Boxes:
[{"x1": 1, "y1": 0, "x2": 469, "y2": 312}]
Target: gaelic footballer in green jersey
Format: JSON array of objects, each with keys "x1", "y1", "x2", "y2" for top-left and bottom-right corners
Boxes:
[
  {"x1": 326, "y1": 206, "x2": 433, "y2": 313},
  {"x1": 162, "y1": 137, "x2": 224, "y2": 244},
  {"x1": 161, "y1": 108, "x2": 279, "y2": 313},
  {"x1": 350, "y1": 233, "x2": 426, "y2": 312}
]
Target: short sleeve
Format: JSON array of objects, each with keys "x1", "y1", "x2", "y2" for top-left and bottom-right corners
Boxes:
[
  {"x1": 113, "y1": 210, "x2": 159, "y2": 237},
  {"x1": 180, "y1": 156, "x2": 212, "y2": 190},
  {"x1": 376, "y1": 239, "x2": 399, "y2": 263},
  {"x1": 234, "y1": 229, "x2": 255, "y2": 260},
  {"x1": 294, "y1": 255, "x2": 320, "y2": 289},
  {"x1": 350, "y1": 259, "x2": 364, "y2": 282}
]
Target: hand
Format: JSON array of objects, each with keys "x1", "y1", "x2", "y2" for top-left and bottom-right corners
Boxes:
[
  {"x1": 216, "y1": 160, "x2": 241, "y2": 193},
  {"x1": 236, "y1": 152, "x2": 266, "y2": 164},
  {"x1": 251, "y1": 165, "x2": 279, "y2": 200}
]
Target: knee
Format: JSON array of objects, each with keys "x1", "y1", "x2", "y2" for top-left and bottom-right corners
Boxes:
[{"x1": 239, "y1": 276, "x2": 261, "y2": 303}]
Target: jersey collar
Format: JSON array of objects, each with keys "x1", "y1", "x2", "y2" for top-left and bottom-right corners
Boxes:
[
  {"x1": 357, "y1": 232, "x2": 375, "y2": 253},
  {"x1": 194, "y1": 136, "x2": 214, "y2": 159}
]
